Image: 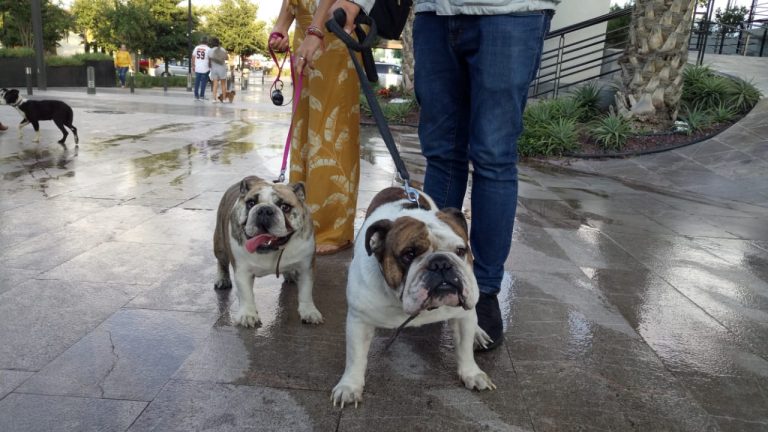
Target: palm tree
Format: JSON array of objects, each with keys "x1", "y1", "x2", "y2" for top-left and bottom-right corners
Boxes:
[
  {"x1": 615, "y1": 0, "x2": 697, "y2": 127},
  {"x1": 399, "y1": 10, "x2": 415, "y2": 91}
]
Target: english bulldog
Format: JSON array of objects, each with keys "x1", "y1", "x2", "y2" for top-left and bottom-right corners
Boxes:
[
  {"x1": 331, "y1": 187, "x2": 495, "y2": 407},
  {"x1": 213, "y1": 176, "x2": 323, "y2": 327}
]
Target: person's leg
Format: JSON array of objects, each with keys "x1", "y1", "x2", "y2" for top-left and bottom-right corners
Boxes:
[
  {"x1": 194, "y1": 73, "x2": 202, "y2": 99},
  {"x1": 413, "y1": 13, "x2": 470, "y2": 210},
  {"x1": 460, "y1": 12, "x2": 552, "y2": 350},
  {"x1": 200, "y1": 72, "x2": 208, "y2": 99},
  {"x1": 212, "y1": 79, "x2": 218, "y2": 102}
]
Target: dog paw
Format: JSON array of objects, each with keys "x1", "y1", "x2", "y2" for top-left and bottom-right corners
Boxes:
[
  {"x1": 214, "y1": 278, "x2": 232, "y2": 290},
  {"x1": 473, "y1": 326, "x2": 493, "y2": 350},
  {"x1": 331, "y1": 380, "x2": 363, "y2": 408},
  {"x1": 298, "y1": 302, "x2": 324, "y2": 324},
  {"x1": 233, "y1": 307, "x2": 260, "y2": 327},
  {"x1": 460, "y1": 369, "x2": 496, "y2": 391}
]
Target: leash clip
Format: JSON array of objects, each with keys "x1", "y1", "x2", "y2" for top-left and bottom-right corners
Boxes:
[
  {"x1": 403, "y1": 181, "x2": 419, "y2": 207},
  {"x1": 274, "y1": 170, "x2": 286, "y2": 184}
]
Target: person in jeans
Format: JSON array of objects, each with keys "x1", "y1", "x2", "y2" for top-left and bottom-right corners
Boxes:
[
  {"x1": 330, "y1": 0, "x2": 557, "y2": 351},
  {"x1": 192, "y1": 37, "x2": 211, "y2": 101},
  {"x1": 115, "y1": 44, "x2": 131, "y2": 88}
]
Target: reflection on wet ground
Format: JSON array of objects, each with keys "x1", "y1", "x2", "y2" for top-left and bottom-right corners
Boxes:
[{"x1": 0, "y1": 87, "x2": 767, "y2": 431}]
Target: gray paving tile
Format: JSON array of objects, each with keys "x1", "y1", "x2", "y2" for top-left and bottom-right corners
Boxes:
[
  {"x1": 0, "y1": 370, "x2": 33, "y2": 400},
  {"x1": 41, "y1": 241, "x2": 196, "y2": 284},
  {"x1": 507, "y1": 222, "x2": 582, "y2": 274},
  {"x1": 674, "y1": 372, "x2": 768, "y2": 426},
  {"x1": 544, "y1": 227, "x2": 647, "y2": 270},
  {"x1": 0, "y1": 393, "x2": 146, "y2": 432},
  {"x1": 0, "y1": 279, "x2": 141, "y2": 370},
  {"x1": 514, "y1": 361, "x2": 718, "y2": 432},
  {"x1": 126, "y1": 281, "x2": 227, "y2": 313},
  {"x1": 116, "y1": 207, "x2": 216, "y2": 246},
  {"x1": 0, "y1": 268, "x2": 40, "y2": 295},
  {"x1": 128, "y1": 380, "x2": 338, "y2": 432},
  {"x1": 17, "y1": 308, "x2": 215, "y2": 401},
  {"x1": 338, "y1": 375, "x2": 531, "y2": 432}
]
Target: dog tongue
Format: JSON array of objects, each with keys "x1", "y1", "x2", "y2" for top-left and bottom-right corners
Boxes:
[{"x1": 245, "y1": 234, "x2": 277, "y2": 253}]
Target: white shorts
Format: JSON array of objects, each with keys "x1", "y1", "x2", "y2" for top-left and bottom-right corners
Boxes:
[{"x1": 210, "y1": 64, "x2": 228, "y2": 80}]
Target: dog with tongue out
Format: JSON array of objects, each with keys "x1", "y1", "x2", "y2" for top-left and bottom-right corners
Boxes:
[{"x1": 213, "y1": 175, "x2": 323, "y2": 327}]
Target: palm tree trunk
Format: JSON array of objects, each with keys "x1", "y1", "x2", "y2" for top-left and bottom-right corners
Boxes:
[
  {"x1": 400, "y1": 9, "x2": 415, "y2": 91},
  {"x1": 615, "y1": 0, "x2": 697, "y2": 127}
]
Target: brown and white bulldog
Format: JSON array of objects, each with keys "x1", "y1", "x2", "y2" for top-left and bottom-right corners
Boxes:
[
  {"x1": 213, "y1": 176, "x2": 322, "y2": 327},
  {"x1": 331, "y1": 187, "x2": 495, "y2": 408}
]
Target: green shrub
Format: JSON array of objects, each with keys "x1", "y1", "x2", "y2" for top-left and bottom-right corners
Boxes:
[
  {"x1": 131, "y1": 73, "x2": 187, "y2": 88},
  {"x1": 46, "y1": 56, "x2": 82, "y2": 66},
  {"x1": 689, "y1": 74, "x2": 732, "y2": 110},
  {"x1": 381, "y1": 99, "x2": 415, "y2": 123},
  {"x1": 710, "y1": 104, "x2": 737, "y2": 123},
  {"x1": 519, "y1": 115, "x2": 579, "y2": 157},
  {"x1": 548, "y1": 97, "x2": 585, "y2": 121},
  {"x1": 0, "y1": 47, "x2": 34, "y2": 58},
  {"x1": 682, "y1": 106, "x2": 711, "y2": 134},
  {"x1": 569, "y1": 81, "x2": 602, "y2": 119},
  {"x1": 682, "y1": 64, "x2": 714, "y2": 88},
  {"x1": 727, "y1": 78, "x2": 762, "y2": 113},
  {"x1": 72, "y1": 52, "x2": 113, "y2": 62},
  {"x1": 591, "y1": 111, "x2": 633, "y2": 151}
]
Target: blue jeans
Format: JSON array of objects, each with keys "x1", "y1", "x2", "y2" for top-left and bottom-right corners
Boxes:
[
  {"x1": 117, "y1": 67, "x2": 128, "y2": 86},
  {"x1": 414, "y1": 11, "x2": 552, "y2": 295},
  {"x1": 194, "y1": 72, "x2": 209, "y2": 99}
]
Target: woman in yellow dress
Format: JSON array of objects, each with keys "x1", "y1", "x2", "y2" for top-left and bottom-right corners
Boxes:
[{"x1": 270, "y1": 0, "x2": 361, "y2": 255}]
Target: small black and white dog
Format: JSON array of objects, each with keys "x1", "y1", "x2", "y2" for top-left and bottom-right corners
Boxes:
[{"x1": 0, "y1": 88, "x2": 79, "y2": 147}]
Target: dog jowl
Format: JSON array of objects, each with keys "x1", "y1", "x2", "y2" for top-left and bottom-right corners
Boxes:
[{"x1": 0, "y1": 88, "x2": 79, "y2": 147}]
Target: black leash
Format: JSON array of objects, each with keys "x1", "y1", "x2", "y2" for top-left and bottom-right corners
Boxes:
[{"x1": 326, "y1": 9, "x2": 420, "y2": 203}]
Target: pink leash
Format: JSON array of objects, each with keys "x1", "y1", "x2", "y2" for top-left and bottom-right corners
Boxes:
[{"x1": 269, "y1": 32, "x2": 303, "y2": 183}]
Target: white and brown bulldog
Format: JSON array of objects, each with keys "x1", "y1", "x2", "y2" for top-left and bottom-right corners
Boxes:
[
  {"x1": 331, "y1": 187, "x2": 495, "y2": 408},
  {"x1": 213, "y1": 176, "x2": 323, "y2": 327}
]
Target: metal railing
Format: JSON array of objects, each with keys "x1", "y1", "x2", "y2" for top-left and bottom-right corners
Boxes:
[
  {"x1": 530, "y1": 7, "x2": 632, "y2": 99},
  {"x1": 689, "y1": 0, "x2": 768, "y2": 63}
]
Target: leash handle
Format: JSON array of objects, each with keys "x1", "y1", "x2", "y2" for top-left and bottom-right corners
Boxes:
[
  {"x1": 276, "y1": 68, "x2": 302, "y2": 183},
  {"x1": 269, "y1": 32, "x2": 303, "y2": 183},
  {"x1": 326, "y1": 9, "x2": 412, "y2": 184}
]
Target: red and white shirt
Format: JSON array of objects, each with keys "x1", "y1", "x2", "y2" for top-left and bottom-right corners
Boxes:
[{"x1": 192, "y1": 44, "x2": 210, "y2": 73}]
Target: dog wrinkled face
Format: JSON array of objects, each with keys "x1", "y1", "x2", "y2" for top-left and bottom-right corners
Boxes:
[
  {"x1": 365, "y1": 208, "x2": 478, "y2": 315},
  {"x1": 236, "y1": 176, "x2": 308, "y2": 254}
]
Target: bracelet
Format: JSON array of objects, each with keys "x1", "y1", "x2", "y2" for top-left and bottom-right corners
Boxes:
[{"x1": 306, "y1": 25, "x2": 324, "y2": 40}]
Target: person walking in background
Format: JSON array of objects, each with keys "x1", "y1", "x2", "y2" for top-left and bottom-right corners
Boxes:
[
  {"x1": 192, "y1": 37, "x2": 211, "y2": 101},
  {"x1": 208, "y1": 38, "x2": 229, "y2": 103},
  {"x1": 331, "y1": 0, "x2": 557, "y2": 350},
  {"x1": 269, "y1": 0, "x2": 362, "y2": 256},
  {"x1": 115, "y1": 44, "x2": 131, "y2": 88}
]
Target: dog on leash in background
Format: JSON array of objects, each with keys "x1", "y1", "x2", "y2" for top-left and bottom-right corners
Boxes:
[{"x1": 0, "y1": 88, "x2": 79, "y2": 148}]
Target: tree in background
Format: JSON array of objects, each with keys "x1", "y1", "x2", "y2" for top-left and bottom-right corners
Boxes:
[
  {"x1": 0, "y1": 0, "x2": 72, "y2": 52},
  {"x1": 615, "y1": 0, "x2": 697, "y2": 127},
  {"x1": 205, "y1": 0, "x2": 268, "y2": 65},
  {"x1": 715, "y1": 5, "x2": 748, "y2": 35},
  {"x1": 71, "y1": 0, "x2": 112, "y2": 53}
]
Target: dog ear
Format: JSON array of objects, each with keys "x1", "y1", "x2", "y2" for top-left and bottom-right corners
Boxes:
[
  {"x1": 365, "y1": 219, "x2": 393, "y2": 258},
  {"x1": 291, "y1": 182, "x2": 306, "y2": 202},
  {"x1": 437, "y1": 207, "x2": 469, "y2": 239},
  {"x1": 239, "y1": 176, "x2": 259, "y2": 195}
]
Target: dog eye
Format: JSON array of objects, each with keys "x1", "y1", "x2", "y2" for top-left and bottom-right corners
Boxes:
[
  {"x1": 456, "y1": 247, "x2": 467, "y2": 258},
  {"x1": 280, "y1": 203, "x2": 292, "y2": 213},
  {"x1": 246, "y1": 199, "x2": 256, "y2": 210},
  {"x1": 400, "y1": 248, "x2": 416, "y2": 265}
]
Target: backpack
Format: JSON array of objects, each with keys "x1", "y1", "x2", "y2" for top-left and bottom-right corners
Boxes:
[
  {"x1": 210, "y1": 47, "x2": 227, "y2": 65},
  {"x1": 369, "y1": 0, "x2": 413, "y2": 40}
]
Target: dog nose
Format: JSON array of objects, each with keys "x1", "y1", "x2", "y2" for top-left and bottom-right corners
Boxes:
[
  {"x1": 427, "y1": 256, "x2": 453, "y2": 273},
  {"x1": 257, "y1": 207, "x2": 275, "y2": 217}
]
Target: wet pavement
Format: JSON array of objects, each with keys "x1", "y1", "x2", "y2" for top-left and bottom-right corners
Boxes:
[{"x1": 0, "y1": 77, "x2": 767, "y2": 431}]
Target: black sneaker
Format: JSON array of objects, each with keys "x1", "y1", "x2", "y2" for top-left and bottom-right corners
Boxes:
[{"x1": 475, "y1": 292, "x2": 503, "y2": 352}]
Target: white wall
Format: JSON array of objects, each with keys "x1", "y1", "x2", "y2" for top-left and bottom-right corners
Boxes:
[{"x1": 538, "y1": 0, "x2": 612, "y2": 95}]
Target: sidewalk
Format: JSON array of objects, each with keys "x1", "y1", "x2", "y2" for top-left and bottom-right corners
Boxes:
[{"x1": 0, "y1": 81, "x2": 767, "y2": 431}]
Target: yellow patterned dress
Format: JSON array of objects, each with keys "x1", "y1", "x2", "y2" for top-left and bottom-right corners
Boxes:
[{"x1": 289, "y1": 0, "x2": 361, "y2": 249}]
